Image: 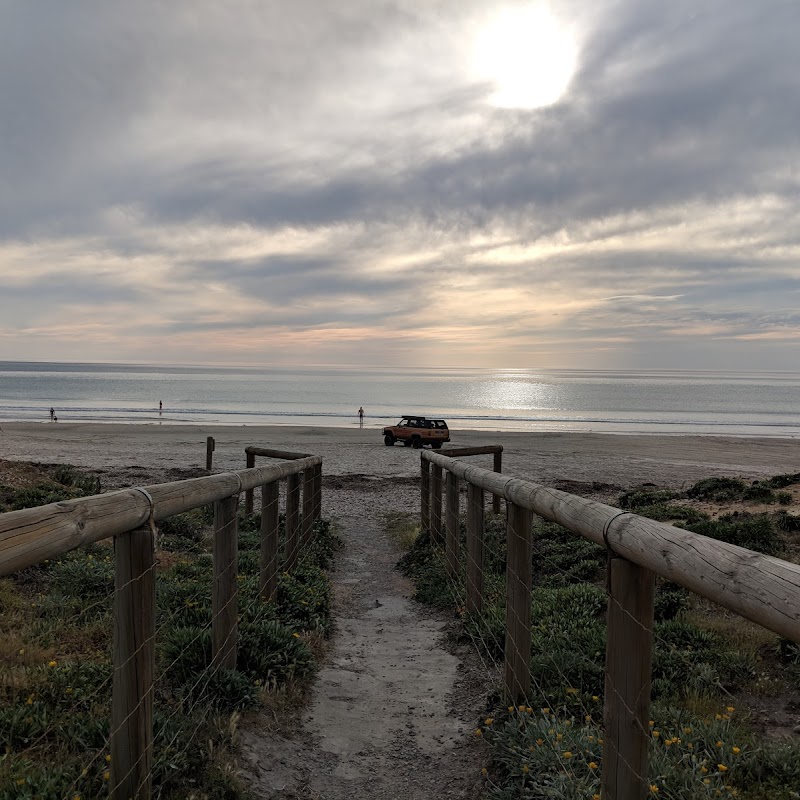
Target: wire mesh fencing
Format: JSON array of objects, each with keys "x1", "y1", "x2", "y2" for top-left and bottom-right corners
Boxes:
[
  {"x1": 0, "y1": 455, "x2": 329, "y2": 800},
  {"x1": 411, "y1": 451, "x2": 800, "y2": 800}
]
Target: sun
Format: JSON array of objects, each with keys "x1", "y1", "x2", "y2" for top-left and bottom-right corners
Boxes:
[{"x1": 471, "y1": 4, "x2": 578, "y2": 110}]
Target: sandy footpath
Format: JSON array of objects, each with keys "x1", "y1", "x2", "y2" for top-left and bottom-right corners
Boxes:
[{"x1": 1, "y1": 422, "x2": 799, "y2": 492}]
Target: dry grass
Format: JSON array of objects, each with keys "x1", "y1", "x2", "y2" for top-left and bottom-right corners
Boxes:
[{"x1": 384, "y1": 511, "x2": 420, "y2": 551}]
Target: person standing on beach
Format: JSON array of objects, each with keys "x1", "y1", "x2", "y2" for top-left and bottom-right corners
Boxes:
[
  {"x1": 358, "y1": 406, "x2": 364, "y2": 428},
  {"x1": 159, "y1": 400, "x2": 163, "y2": 414},
  {"x1": 49, "y1": 407, "x2": 54, "y2": 422}
]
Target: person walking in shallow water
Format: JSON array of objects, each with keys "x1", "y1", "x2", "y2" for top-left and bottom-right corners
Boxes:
[
  {"x1": 49, "y1": 407, "x2": 54, "y2": 422},
  {"x1": 358, "y1": 407, "x2": 364, "y2": 428}
]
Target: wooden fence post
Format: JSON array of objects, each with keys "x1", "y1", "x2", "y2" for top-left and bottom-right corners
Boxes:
[
  {"x1": 466, "y1": 482, "x2": 485, "y2": 615},
  {"x1": 505, "y1": 502, "x2": 532, "y2": 703},
  {"x1": 111, "y1": 524, "x2": 155, "y2": 800},
  {"x1": 259, "y1": 481, "x2": 280, "y2": 601},
  {"x1": 206, "y1": 436, "x2": 215, "y2": 471},
  {"x1": 284, "y1": 473, "x2": 301, "y2": 570},
  {"x1": 312, "y1": 463, "x2": 323, "y2": 522},
  {"x1": 421, "y1": 458, "x2": 430, "y2": 535},
  {"x1": 430, "y1": 464, "x2": 443, "y2": 545},
  {"x1": 244, "y1": 452, "x2": 256, "y2": 515},
  {"x1": 445, "y1": 470, "x2": 460, "y2": 579},
  {"x1": 301, "y1": 467, "x2": 315, "y2": 547},
  {"x1": 212, "y1": 495, "x2": 239, "y2": 669},
  {"x1": 493, "y1": 449, "x2": 502, "y2": 514},
  {"x1": 602, "y1": 557, "x2": 655, "y2": 800}
]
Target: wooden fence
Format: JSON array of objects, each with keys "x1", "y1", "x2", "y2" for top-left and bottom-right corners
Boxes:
[
  {"x1": 419, "y1": 449, "x2": 800, "y2": 800},
  {"x1": 0, "y1": 451, "x2": 323, "y2": 800}
]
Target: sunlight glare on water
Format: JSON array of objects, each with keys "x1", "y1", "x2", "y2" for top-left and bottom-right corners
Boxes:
[{"x1": 464, "y1": 377, "x2": 559, "y2": 411}]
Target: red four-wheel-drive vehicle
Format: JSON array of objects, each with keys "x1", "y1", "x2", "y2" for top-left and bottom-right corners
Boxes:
[{"x1": 382, "y1": 416, "x2": 450, "y2": 449}]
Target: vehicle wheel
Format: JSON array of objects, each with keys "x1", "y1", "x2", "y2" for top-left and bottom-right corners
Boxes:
[
  {"x1": 384, "y1": 434, "x2": 395, "y2": 446},
  {"x1": 431, "y1": 442, "x2": 442, "y2": 449},
  {"x1": 412, "y1": 436, "x2": 422, "y2": 449}
]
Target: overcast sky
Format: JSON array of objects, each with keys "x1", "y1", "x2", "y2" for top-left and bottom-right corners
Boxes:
[{"x1": 1, "y1": 1, "x2": 798, "y2": 370}]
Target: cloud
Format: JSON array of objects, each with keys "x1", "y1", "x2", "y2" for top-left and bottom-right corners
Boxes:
[{"x1": 0, "y1": 0, "x2": 799, "y2": 368}]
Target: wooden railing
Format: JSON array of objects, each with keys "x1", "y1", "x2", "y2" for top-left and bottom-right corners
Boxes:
[
  {"x1": 432, "y1": 444, "x2": 503, "y2": 515},
  {"x1": 0, "y1": 451, "x2": 323, "y2": 800},
  {"x1": 419, "y1": 450, "x2": 800, "y2": 800}
]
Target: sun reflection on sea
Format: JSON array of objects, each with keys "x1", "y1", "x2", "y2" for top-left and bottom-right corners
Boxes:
[{"x1": 464, "y1": 377, "x2": 559, "y2": 411}]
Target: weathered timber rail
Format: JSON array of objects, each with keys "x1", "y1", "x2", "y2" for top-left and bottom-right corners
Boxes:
[
  {"x1": 0, "y1": 450, "x2": 323, "y2": 800},
  {"x1": 420, "y1": 449, "x2": 800, "y2": 800},
  {"x1": 433, "y1": 444, "x2": 502, "y2": 514}
]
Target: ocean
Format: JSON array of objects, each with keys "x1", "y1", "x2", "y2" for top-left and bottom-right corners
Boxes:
[{"x1": 1, "y1": 361, "x2": 799, "y2": 437}]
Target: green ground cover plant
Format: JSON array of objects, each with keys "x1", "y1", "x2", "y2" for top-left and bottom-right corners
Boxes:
[
  {"x1": 0, "y1": 466, "x2": 340, "y2": 800},
  {"x1": 396, "y1": 469, "x2": 800, "y2": 798},
  {"x1": 685, "y1": 476, "x2": 795, "y2": 506}
]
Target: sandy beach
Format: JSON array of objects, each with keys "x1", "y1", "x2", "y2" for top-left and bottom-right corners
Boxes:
[
  {"x1": 3, "y1": 424, "x2": 800, "y2": 797},
  {"x1": 1, "y1": 423, "x2": 798, "y2": 494}
]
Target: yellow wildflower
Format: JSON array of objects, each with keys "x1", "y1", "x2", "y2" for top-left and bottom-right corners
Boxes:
[
  {"x1": 103, "y1": 771, "x2": 111, "y2": 781},
  {"x1": 565, "y1": 687, "x2": 578, "y2": 694},
  {"x1": 484, "y1": 718, "x2": 493, "y2": 726},
  {"x1": 588, "y1": 761, "x2": 598, "y2": 770},
  {"x1": 732, "y1": 746, "x2": 741, "y2": 755},
  {"x1": 652, "y1": 730, "x2": 660, "y2": 738},
  {"x1": 536, "y1": 738, "x2": 544, "y2": 746},
  {"x1": 474, "y1": 728, "x2": 482, "y2": 737},
  {"x1": 562, "y1": 751, "x2": 572, "y2": 758},
  {"x1": 718, "y1": 764, "x2": 728, "y2": 772},
  {"x1": 48, "y1": 660, "x2": 57, "y2": 667},
  {"x1": 522, "y1": 765, "x2": 529, "y2": 774},
  {"x1": 650, "y1": 786, "x2": 659, "y2": 794},
  {"x1": 592, "y1": 695, "x2": 599, "y2": 702},
  {"x1": 726, "y1": 706, "x2": 735, "y2": 713},
  {"x1": 105, "y1": 754, "x2": 111, "y2": 762}
]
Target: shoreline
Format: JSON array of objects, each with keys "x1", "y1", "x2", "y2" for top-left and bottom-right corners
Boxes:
[
  {"x1": 2, "y1": 422, "x2": 799, "y2": 490},
  {"x1": 2, "y1": 416, "x2": 799, "y2": 438}
]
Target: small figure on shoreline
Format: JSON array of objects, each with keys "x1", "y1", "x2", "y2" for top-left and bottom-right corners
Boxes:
[
  {"x1": 159, "y1": 400, "x2": 163, "y2": 414},
  {"x1": 358, "y1": 406, "x2": 364, "y2": 428},
  {"x1": 49, "y1": 407, "x2": 55, "y2": 422}
]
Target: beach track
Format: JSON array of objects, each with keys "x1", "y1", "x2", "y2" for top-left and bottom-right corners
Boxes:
[{"x1": 238, "y1": 504, "x2": 486, "y2": 799}]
